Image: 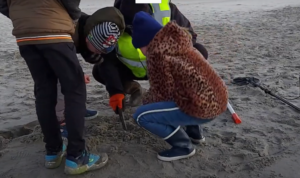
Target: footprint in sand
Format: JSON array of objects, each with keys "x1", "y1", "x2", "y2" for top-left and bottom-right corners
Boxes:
[{"x1": 10, "y1": 150, "x2": 29, "y2": 160}]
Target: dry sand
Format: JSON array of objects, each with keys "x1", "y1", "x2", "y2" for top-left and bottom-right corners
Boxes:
[{"x1": 1, "y1": 0, "x2": 300, "y2": 177}]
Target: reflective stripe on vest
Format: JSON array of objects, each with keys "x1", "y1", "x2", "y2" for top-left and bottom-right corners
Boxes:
[
  {"x1": 116, "y1": 1, "x2": 171, "y2": 78},
  {"x1": 150, "y1": 0, "x2": 171, "y2": 26},
  {"x1": 116, "y1": 32, "x2": 148, "y2": 78},
  {"x1": 117, "y1": 51, "x2": 147, "y2": 68}
]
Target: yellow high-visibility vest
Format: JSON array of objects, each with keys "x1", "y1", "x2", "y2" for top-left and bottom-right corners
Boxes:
[{"x1": 116, "y1": 0, "x2": 171, "y2": 78}]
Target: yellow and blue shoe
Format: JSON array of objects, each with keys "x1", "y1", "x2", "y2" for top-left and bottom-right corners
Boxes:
[
  {"x1": 64, "y1": 150, "x2": 108, "y2": 175},
  {"x1": 45, "y1": 144, "x2": 66, "y2": 169}
]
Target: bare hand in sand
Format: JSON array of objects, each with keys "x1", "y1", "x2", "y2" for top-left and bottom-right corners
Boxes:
[{"x1": 84, "y1": 74, "x2": 90, "y2": 84}]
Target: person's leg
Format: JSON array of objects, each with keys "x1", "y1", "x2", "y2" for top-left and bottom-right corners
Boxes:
[
  {"x1": 117, "y1": 62, "x2": 147, "y2": 107},
  {"x1": 40, "y1": 43, "x2": 108, "y2": 174},
  {"x1": 92, "y1": 62, "x2": 144, "y2": 107},
  {"x1": 123, "y1": 80, "x2": 144, "y2": 106},
  {"x1": 185, "y1": 125, "x2": 205, "y2": 144},
  {"x1": 193, "y1": 43, "x2": 208, "y2": 60},
  {"x1": 133, "y1": 101, "x2": 212, "y2": 161},
  {"x1": 57, "y1": 80, "x2": 98, "y2": 140},
  {"x1": 19, "y1": 45, "x2": 65, "y2": 169}
]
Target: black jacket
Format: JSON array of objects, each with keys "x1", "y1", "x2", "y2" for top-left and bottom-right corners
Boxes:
[
  {"x1": 58, "y1": 0, "x2": 81, "y2": 21},
  {"x1": 97, "y1": 1, "x2": 198, "y2": 96},
  {"x1": 0, "y1": 0, "x2": 9, "y2": 18},
  {"x1": 114, "y1": 0, "x2": 197, "y2": 43}
]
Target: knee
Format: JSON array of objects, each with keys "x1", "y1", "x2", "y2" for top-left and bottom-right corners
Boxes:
[
  {"x1": 133, "y1": 107, "x2": 143, "y2": 125},
  {"x1": 133, "y1": 106, "x2": 149, "y2": 126},
  {"x1": 193, "y1": 43, "x2": 208, "y2": 60}
]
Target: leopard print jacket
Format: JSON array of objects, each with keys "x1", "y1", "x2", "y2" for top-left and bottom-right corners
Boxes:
[{"x1": 143, "y1": 22, "x2": 228, "y2": 119}]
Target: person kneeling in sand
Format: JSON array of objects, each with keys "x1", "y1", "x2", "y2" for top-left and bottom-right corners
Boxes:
[{"x1": 132, "y1": 12, "x2": 228, "y2": 161}]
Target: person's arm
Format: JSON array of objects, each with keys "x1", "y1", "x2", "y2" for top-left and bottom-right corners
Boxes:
[
  {"x1": 100, "y1": 51, "x2": 125, "y2": 96},
  {"x1": 0, "y1": 0, "x2": 9, "y2": 18},
  {"x1": 59, "y1": 0, "x2": 81, "y2": 21},
  {"x1": 169, "y1": 2, "x2": 197, "y2": 44},
  {"x1": 79, "y1": 48, "x2": 103, "y2": 64}
]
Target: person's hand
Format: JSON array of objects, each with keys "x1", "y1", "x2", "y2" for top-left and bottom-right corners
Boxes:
[
  {"x1": 109, "y1": 94, "x2": 125, "y2": 114},
  {"x1": 84, "y1": 74, "x2": 90, "y2": 84}
]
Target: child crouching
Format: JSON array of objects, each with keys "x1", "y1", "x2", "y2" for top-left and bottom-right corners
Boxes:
[{"x1": 131, "y1": 11, "x2": 228, "y2": 161}]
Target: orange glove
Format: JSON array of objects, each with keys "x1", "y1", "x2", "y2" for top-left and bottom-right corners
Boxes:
[{"x1": 109, "y1": 94, "x2": 125, "y2": 112}]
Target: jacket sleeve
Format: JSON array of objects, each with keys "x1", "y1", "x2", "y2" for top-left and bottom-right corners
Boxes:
[
  {"x1": 80, "y1": 49, "x2": 103, "y2": 64},
  {"x1": 114, "y1": 0, "x2": 121, "y2": 9},
  {"x1": 0, "y1": 0, "x2": 9, "y2": 18},
  {"x1": 169, "y1": 2, "x2": 197, "y2": 44},
  {"x1": 59, "y1": 0, "x2": 81, "y2": 20},
  {"x1": 99, "y1": 51, "x2": 125, "y2": 96}
]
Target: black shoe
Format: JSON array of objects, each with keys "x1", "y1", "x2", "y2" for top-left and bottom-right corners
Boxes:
[
  {"x1": 157, "y1": 127, "x2": 195, "y2": 162},
  {"x1": 185, "y1": 125, "x2": 205, "y2": 144}
]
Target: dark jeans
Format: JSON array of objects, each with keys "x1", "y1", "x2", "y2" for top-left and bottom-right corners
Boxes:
[
  {"x1": 19, "y1": 43, "x2": 86, "y2": 157},
  {"x1": 92, "y1": 42, "x2": 208, "y2": 85}
]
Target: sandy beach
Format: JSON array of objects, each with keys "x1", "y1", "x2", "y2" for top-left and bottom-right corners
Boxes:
[{"x1": 1, "y1": 0, "x2": 300, "y2": 177}]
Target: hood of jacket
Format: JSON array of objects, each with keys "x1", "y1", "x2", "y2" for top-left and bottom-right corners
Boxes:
[
  {"x1": 73, "y1": 7, "x2": 125, "y2": 49},
  {"x1": 144, "y1": 22, "x2": 228, "y2": 119},
  {"x1": 147, "y1": 21, "x2": 193, "y2": 57}
]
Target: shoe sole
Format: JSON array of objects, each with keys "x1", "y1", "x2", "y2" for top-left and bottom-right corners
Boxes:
[
  {"x1": 157, "y1": 149, "x2": 196, "y2": 162},
  {"x1": 190, "y1": 137, "x2": 205, "y2": 144},
  {"x1": 64, "y1": 153, "x2": 109, "y2": 175},
  {"x1": 84, "y1": 111, "x2": 99, "y2": 120}
]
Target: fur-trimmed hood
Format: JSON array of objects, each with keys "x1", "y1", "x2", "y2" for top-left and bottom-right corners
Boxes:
[{"x1": 143, "y1": 22, "x2": 228, "y2": 119}]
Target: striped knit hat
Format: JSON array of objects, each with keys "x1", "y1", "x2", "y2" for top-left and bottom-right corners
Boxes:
[{"x1": 87, "y1": 22, "x2": 120, "y2": 53}]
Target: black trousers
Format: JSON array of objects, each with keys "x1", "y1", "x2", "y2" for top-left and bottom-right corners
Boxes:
[
  {"x1": 19, "y1": 43, "x2": 86, "y2": 157},
  {"x1": 92, "y1": 42, "x2": 208, "y2": 85}
]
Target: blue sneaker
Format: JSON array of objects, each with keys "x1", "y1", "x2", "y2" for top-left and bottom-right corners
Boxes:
[
  {"x1": 45, "y1": 144, "x2": 66, "y2": 169},
  {"x1": 84, "y1": 109, "x2": 99, "y2": 120},
  {"x1": 64, "y1": 150, "x2": 108, "y2": 175}
]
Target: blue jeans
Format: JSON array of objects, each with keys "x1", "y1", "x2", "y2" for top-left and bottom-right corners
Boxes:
[{"x1": 133, "y1": 101, "x2": 212, "y2": 139}]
